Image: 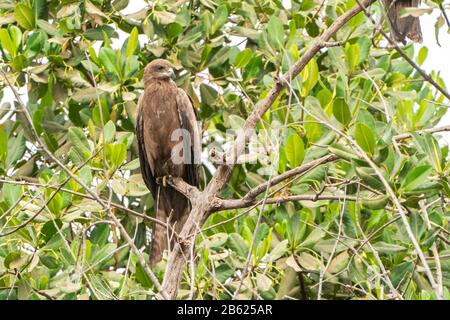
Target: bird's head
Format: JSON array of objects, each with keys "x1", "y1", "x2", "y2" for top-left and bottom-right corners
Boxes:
[{"x1": 143, "y1": 59, "x2": 176, "y2": 86}]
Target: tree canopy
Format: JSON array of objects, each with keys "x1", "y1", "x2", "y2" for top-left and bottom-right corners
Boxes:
[{"x1": 0, "y1": 0, "x2": 449, "y2": 300}]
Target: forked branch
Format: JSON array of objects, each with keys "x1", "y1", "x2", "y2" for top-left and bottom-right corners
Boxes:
[{"x1": 161, "y1": 0, "x2": 377, "y2": 299}]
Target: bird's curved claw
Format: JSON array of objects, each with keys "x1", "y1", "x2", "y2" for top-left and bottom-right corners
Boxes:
[{"x1": 156, "y1": 175, "x2": 172, "y2": 187}]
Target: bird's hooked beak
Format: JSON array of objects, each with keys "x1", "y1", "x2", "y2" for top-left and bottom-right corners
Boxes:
[{"x1": 161, "y1": 68, "x2": 176, "y2": 80}]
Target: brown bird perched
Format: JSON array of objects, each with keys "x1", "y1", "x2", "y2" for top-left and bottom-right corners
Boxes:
[
  {"x1": 382, "y1": 0, "x2": 423, "y2": 43},
  {"x1": 136, "y1": 59, "x2": 201, "y2": 265}
]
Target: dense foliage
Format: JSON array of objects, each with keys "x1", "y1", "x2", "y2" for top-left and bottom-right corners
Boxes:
[{"x1": 0, "y1": 0, "x2": 449, "y2": 300}]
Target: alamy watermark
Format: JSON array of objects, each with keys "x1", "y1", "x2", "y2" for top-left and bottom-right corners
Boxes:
[{"x1": 170, "y1": 121, "x2": 284, "y2": 175}]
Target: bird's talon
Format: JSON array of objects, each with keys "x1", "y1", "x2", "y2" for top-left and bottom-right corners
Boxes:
[{"x1": 157, "y1": 175, "x2": 172, "y2": 187}]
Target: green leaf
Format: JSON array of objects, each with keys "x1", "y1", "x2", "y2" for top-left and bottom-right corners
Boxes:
[
  {"x1": 329, "y1": 143, "x2": 359, "y2": 161},
  {"x1": 124, "y1": 55, "x2": 138, "y2": 78},
  {"x1": 0, "y1": 25, "x2": 22, "y2": 58},
  {"x1": 6, "y1": 132, "x2": 25, "y2": 168},
  {"x1": 89, "y1": 243, "x2": 116, "y2": 267},
  {"x1": 391, "y1": 261, "x2": 414, "y2": 287},
  {"x1": 430, "y1": 15, "x2": 445, "y2": 46},
  {"x1": 328, "y1": 251, "x2": 349, "y2": 274},
  {"x1": 345, "y1": 43, "x2": 360, "y2": 72},
  {"x1": 355, "y1": 166, "x2": 385, "y2": 191},
  {"x1": 68, "y1": 127, "x2": 91, "y2": 159},
  {"x1": 228, "y1": 114, "x2": 245, "y2": 130},
  {"x1": 332, "y1": 98, "x2": 351, "y2": 126},
  {"x1": 99, "y1": 47, "x2": 121, "y2": 78},
  {"x1": 228, "y1": 233, "x2": 248, "y2": 257},
  {"x1": 411, "y1": 133, "x2": 442, "y2": 174},
  {"x1": 85, "y1": 0, "x2": 107, "y2": 18},
  {"x1": 4, "y1": 252, "x2": 23, "y2": 269},
  {"x1": 112, "y1": 0, "x2": 129, "y2": 11},
  {"x1": 154, "y1": 11, "x2": 176, "y2": 25},
  {"x1": 401, "y1": 165, "x2": 433, "y2": 192},
  {"x1": 0, "y1": 125, "x2": 7, "y2": 165},
  {"x1": 300, "y1": 58, "x2": 319, "y2": 97},
  {"x1": 3, "y1": 183, "x2": 21, "y2": 207},
  {"x1": 26, "y1": 30, "x2": 46, "y2": 53},
  {"x1": 47, "y1": 192, "x2": 63, "y2": 216},
  {"x1": 106, "y1": 143, "x2": 127, "y2": 169},
  {"x1": 84, "y1": 25, "x2": 118, "y2": 41},
  {"x1": 103, "y1": 120, "x2": 116, "y2": 144},
  {"x1": 177, "y1": 31, "x2": 202, "y2": 47},
  {"x1": 126, "y1": 174, "x2": 150, "y2": 196},
  {"x1": 372, "y1": 242, "x2": 407, "y2": 253},
  {"x1": 304, "y1": 96, "x2": 329, "y2": 123},
  {"x1": 287, "y1": 212, "x2": 306, "y2": 246},
  {"x1": 72, "y1": 87, "x2": 103, "y2": 103},
  {"x1": 268, "y1": 239, "x2": 288, "y2": 261},
  {"x1": 362, "y1": 195, "x2": 389, "y2": 210},
  {"x1": 267, "y1": 16, "x2": 284, "y2": 49},
  {"x1": 301, "y1": 228, "x2": 325, "y2": 247},
  {"x1": 121, "y1": 158, "x2": 140, "y2": 171},
  {"x1": 417, "y1": 47, "x2": 428, "y2": 65},
  {"x1": 17, "y1": 279, "x2": 32, "y2": 300},
  {"x1": 126, "y1": 27, "x2": 139, "y2": 58},
  {"x1": 202, "y1": 233, "x2": 228, "y2": 250},
  {"x1": 142, "y1": 17, "x2": 154, "y2": 38},
  {"x1": 14, "y1": 4, "x2": 35, "y2": 30},
  {"x1": 33, "y1": 0, "x2": 47, "y2": 20},
  {"x1": 285, "y1": 133, "x2": 304, "y2": 168},
  {"x1": 199, "y1": 83, "x2": 217, "y2": 105},
  {"x1": 400, "y1": 7, "x2": 433, "y2": 18},
  {"x1": 296, "y1": 252, "x2": 320, "y2": 270},
  {"x1": 358, "y1": 36, "x2": 371, "y2": 64},
  {"x1": 234, "y1": 48, "x2": 252, "y2": 68},
  {"x1": 40, "y1": 220, "x2": 63, "y2": 244},
  {"x1": 355, "y1": 122, "x2": 376, "y2": 155},
  {"x1": 212, "y1": 5, "x2": 228, "y2": 34},
  {"x1": 215, "y1": 264, "x2": 234, "y2": 283},
  {"x1": 256, "y1": 273, "x2": 273, "y2": 292},
  {"x1": 36, "y1": 19, "x2": 58, "y2": 35},
  {"x1": 135, "y1": 258, "x2": 153, "y2": 288},
  {"x1": 12, "y1": 54, "x2": 28, "y2": 72}
]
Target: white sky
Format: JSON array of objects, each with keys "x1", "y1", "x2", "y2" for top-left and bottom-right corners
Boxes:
[{"x1": 419, "y1": 11, "x2": 450, "y2": 144}]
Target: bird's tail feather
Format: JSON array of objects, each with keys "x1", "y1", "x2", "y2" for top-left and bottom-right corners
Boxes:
[{"x1": 149, "y1": 186, "x2": 189, "y2": 266}]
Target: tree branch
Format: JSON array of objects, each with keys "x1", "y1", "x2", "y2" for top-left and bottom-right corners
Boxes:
[
  {"x1": 242, "y1": 155, "x2": 337, "y2": 202},
  {"x1": 161, "y1": 0, "x2": 377, "y2": 299},
  {"x1": 216, "y1": 194, "x2": 358, "y2": 211},
  {"x1": 393, "y1": 125, "x2": 450, "y2": 141}
]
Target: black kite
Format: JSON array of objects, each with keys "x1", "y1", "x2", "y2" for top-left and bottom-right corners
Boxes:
[{"x1": 136, "y1": 59, "x2": 200, "y2": 265}]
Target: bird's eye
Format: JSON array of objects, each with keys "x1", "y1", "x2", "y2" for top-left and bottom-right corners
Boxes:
[{"x1": 157, "y1": 66, "x2": 165, "y2": 71}]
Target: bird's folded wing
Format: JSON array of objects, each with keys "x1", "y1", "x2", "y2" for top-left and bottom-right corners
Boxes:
[
  {"x1": 136, "y1": 95, "x2": 157, "y2": 196},
  {"x1": 176, "y1": 89, "x2": 201, "y2": 187}
]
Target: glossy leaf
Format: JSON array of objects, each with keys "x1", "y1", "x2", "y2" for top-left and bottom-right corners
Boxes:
[
  {"x1": 285, "y1": 133, "x2": 305, "y2": 168},
  {"x1": 355, "y1": 122, "x2": 376, "y2": 155}
]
